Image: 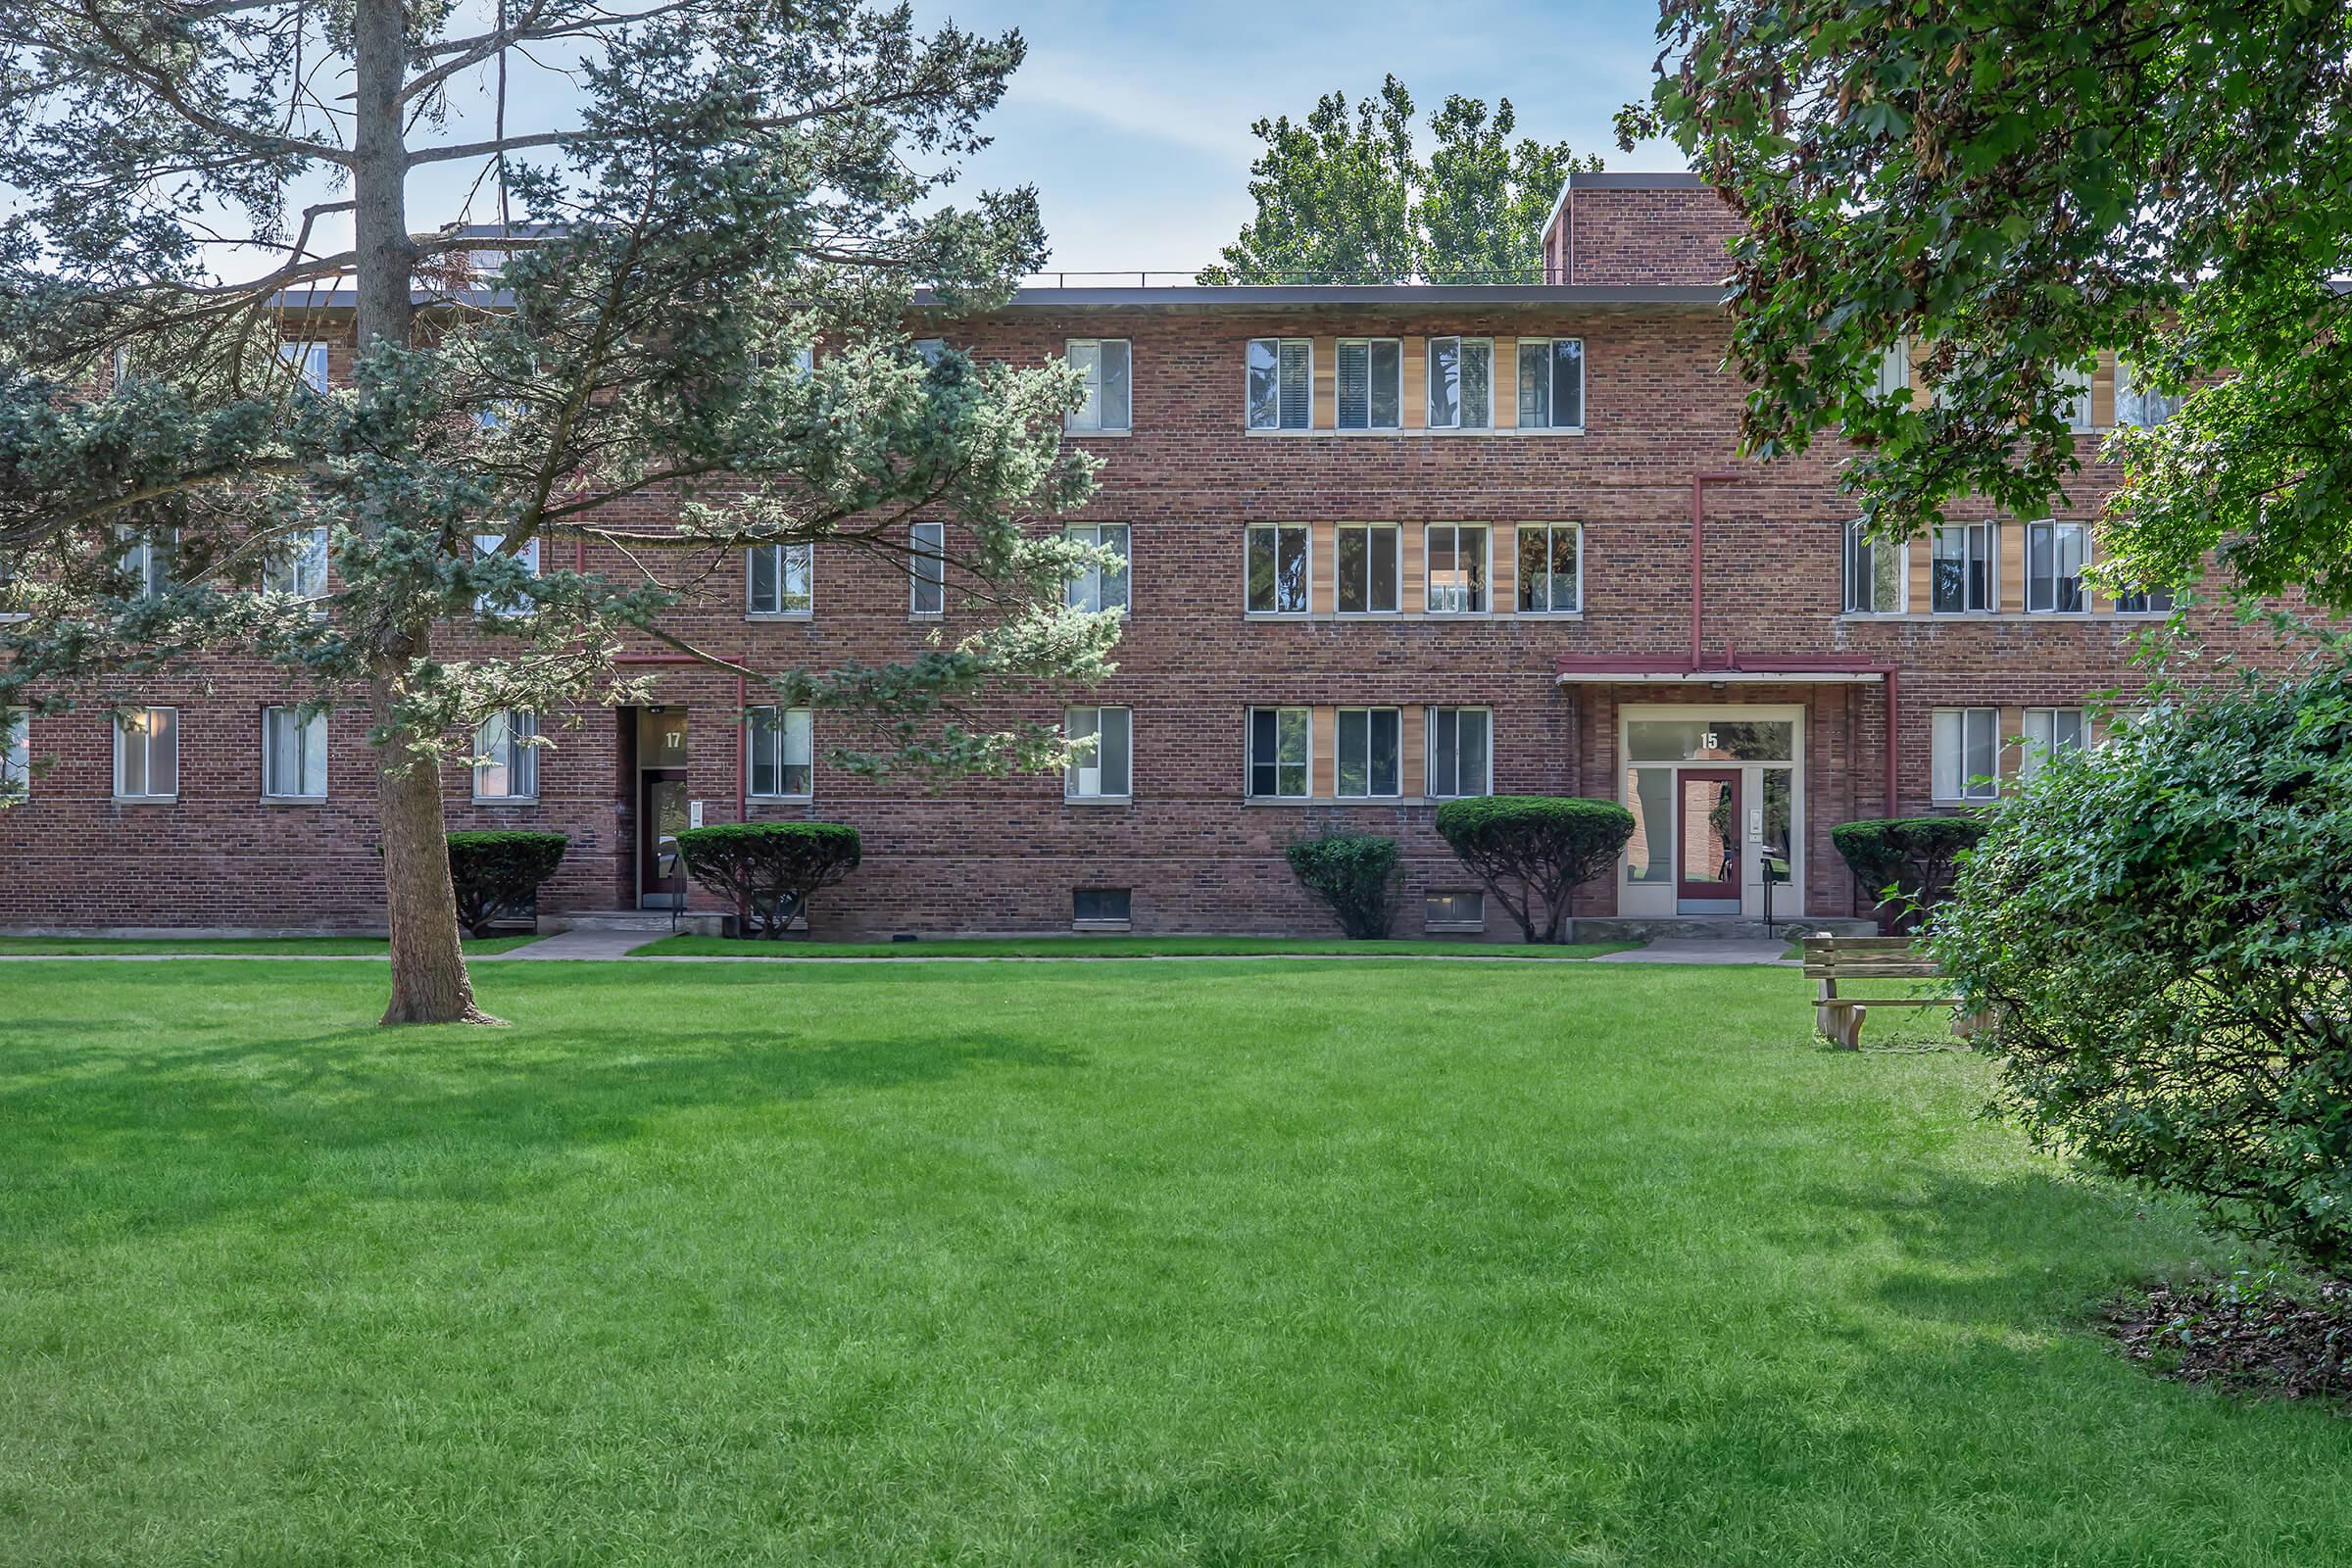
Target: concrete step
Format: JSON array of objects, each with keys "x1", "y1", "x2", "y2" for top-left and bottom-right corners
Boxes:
[
  {"x1": 1574, "y1": 916, "x2": 1876, "y2": 944},
  {"x1": 538, "y1": 910, "x2": 728, "y2": 937}
]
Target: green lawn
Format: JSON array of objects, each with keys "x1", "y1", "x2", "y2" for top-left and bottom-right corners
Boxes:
[
  {"x1": 640, "y1": 932, "x2": 1635, "y2": 959},
  {"x1": 0, "y1": 933, "x2": 538, "y2": 956},
  {"x1": 4, "y1": 958, "x2": 2346, "y2": 1565}
]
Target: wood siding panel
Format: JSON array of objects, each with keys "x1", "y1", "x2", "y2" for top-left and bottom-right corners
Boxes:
[
  {"x1": 2091, "y1": 350, "x2": 2117, "y2": 430},
  {"x1": 1997, "y1": 705, "x2": 2026, "y2": 781},
  {"x1": 1401, "y1": 523, "x2": 1426, "y2": 610},
  {"x1": 1310, "y1": 706, "x2": 1336, "y2": 799},
  {"x1": 1496, "y1": 523, "x2": 1521, "y2": 614},
  {"x1": 1401, "y1": 337, "x2": 1426, "y2": 430},
  {"x1": 1309, "y1": 520, "x2": 1337, "y2": 615},
  {"x1": 1311, "y1": 336, "x2": 1337, "y2": 431},
  {"x1": 1493, "y1": 337, "x2": 1517, "y2": 429},
  {"x1": 1907, "y1": 537, "x2": 1932, "y2": 615},
  {"x1": 1998, "y1": 522, "x2": 2026, "y2": 613},
  {"x1": 1401, "y1": 705, "x2": 1426, "y2": 798}
]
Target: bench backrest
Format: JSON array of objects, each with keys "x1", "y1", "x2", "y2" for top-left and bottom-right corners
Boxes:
[{"x1": 1801, "y1": 934, "x2": 1941, "y2": 980}]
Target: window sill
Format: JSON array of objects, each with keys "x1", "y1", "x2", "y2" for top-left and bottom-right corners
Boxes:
[
  {"x1": 1840, "y1": 611, "x2": 2164, "y2": 624},
  {"x1": 1245, "y1": 795, "x2": 1433, "y2": 808},
  {"x1": 1065, "y1": 427, "x2": 1133, "y2": 439},
  {"x1": 1064, "y1": 794, "x2": 1132, "y2": 807},
  {"x1": 1244, "y1": 610, "x2": 1573, "y2": 623},
  {"x1": 1242, "y1": 425, "x2": 1584, "y2": 438},
  {"x1": 1425, "y1": 921, "x2": 1487, "y2": 934},
  {"x1": 261, "y1": 794, "x2": 326, "y2": 805},
  {"x1": 746, "y1": 612, "x2": 814, "y2": 623},
  {"x1": 749, "y1": 794, "x2": 814, "y2": 806},
  {"x1": 1072, "y1": 918, "x2": 1133, "y2": 932},
  {"x1": 471, "y1": 796, "x2": 539, "y2": 807},
  {"x1": 111, "y1": 795, "x2": 176, "y2": 805},
  {"x1": 907, "y1": 612, "x2": 946, "y2": 623}
]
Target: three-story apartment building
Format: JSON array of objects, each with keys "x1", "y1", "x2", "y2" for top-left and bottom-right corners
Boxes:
[{"x1": 0, "y1": 173, "x2": 2253, "y2": 938}]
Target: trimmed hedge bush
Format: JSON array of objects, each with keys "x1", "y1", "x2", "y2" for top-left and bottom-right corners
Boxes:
[
  {"x1": 446, "y1": 830, "x2": 568, "y2": 937},
  {"x1": 1284, "y1": 832, "x2": 1402, "y2": 939},
  {"x1": 1433, "y1": 795, "x2": 1635, "y2": 944},
  {"x1": 1931, "y1": 658, "x2": 2352, "y2": 1275},
  {"x1": 674, "y1": 821, "x2": 861, "y2": 938},
  {"x1": 1830, "y1": 816, "x2": 1988, "y2": 932}
]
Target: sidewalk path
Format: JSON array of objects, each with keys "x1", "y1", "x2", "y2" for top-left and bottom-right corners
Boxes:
[{"x1": 1593, "y1": 939, "x2": 1795, "y2": 966}]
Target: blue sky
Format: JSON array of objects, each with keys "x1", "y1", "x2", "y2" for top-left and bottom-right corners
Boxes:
[{"x1": 393, "y1": 1, "x2": 1687, "y2": 278}]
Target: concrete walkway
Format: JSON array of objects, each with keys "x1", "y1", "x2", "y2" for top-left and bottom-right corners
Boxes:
[
  {"x1": 1593, "y1": 939, "x2": 1795, "y2": 966},
  {"x1": 473, "y1": 928, "x2": 657, "y2": 961}
]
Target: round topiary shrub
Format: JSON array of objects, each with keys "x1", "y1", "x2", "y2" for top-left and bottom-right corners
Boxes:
[
  {"x1": 1284, "y1": 832, "x2": 1402, "y2": 939},
  {"x1": 1930, "y1": 657, "x2": 2352, "y2": 1276},
  {"x1": 446, "y1": 829, "x2": 568, "y2": 937},
  {"x1": 673, "y1": 820, "x2": 861, "y2": 938},
  {"x1": 1433, "y1": 795, "x2": 1635, "y2": 944},
  {"x1": 1829, "y1": 815, "x2": 1989, "y2": 932}
]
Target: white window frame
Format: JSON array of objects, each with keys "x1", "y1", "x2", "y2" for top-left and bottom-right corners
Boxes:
[
  {"x1": 1843, "y1": 520, "x2": 1908, "y2": 614},
  {"x1": 1515, "y1": 337, "x2": 1587, "y2": 432},
  {"x1": 1515, "y1": 523, "x2": 1583, "y2": 614},
  {"x1": 278, "y1": 340, "x2": 328, "y2": 394},
  {"x1": 1424, "y1": 890, "x2": 1486, "y2": 933},
  {"x1": 1335, "y1": 523, "x2": 1400, "y2": 615},
  {"x1": 2116, "y1": 359, "x2": 2182, "y2": 429},
  {"x1": 265, "y1": 525, "x2": 330, "y2": 602},
  {"x1": 471, "y1": 710, "x2": 539, "y2": 803},
  {"x1": 1064, "y1": 523, "x2": 1130, "y2": 615},
  {"x1": 1929, "y1": 522, "x2": 1996, "y2": 614},
  {"x1": 1931, "y1": 707, "x2": 1999, "y2": 803},
  {"x1": 114, "y1": 706, "x2": 178, "y2": 802},
  {"x1": 1064, "y1": 338, "x2": 1133, "y2": 435},
  {"x1": 908, "y1": 520, "x2": 946, "y2": 616},
  {"x1": 120, "y1": 528, "x2": 173, "y2": 599},
  {"x1": 260, "y1": 706, "x2": 327, "y2": 801},
  {"x1": 2058, "y1": 361, "x2": 2093, "y2": 431},
  {"x1": 2116, "y1": 583, "x2": 2177, "y2": 615},
  {"x1": 1874, "y1": 340, "x2": 1911, "y2": 403},
  {"x1": 471, "y1": 533, "x2": 540, "y2": 616},
  {"x1": 747, "y1": 706, "x2": 813, "y2": 801},
  {"x1": 1334, "y1": 338, "x2": 1403, "y2": 431},
  {"x1": 1426, "y1": 707, "x2": 1494, "y2": 800},
  {"x1": 747, "y1": 542, "x2": 813, "y2": 618},
  {"x1": 1334, "y1": 707, "x2": 1402, "y2": 800},
  {"x1": 2025, "y1": 519, "x2": 2089, "y2": 613},
  {"x1": 1426, "y1": 336, "x2": 1494, "y2": 430},
  {"x1": 1064, "y1": 705, "x2": 1132, "y2": 802},
  {"x1": 1245, "y1": 523, "x2": 1311, "y2": 615},
  {"x1": 1423, "y1": 523, "x2": 1491, "y2": 614},
  {"x1": 1246, "y1": 338, "x2": 1313, "y2": 432},
  {"x1": 1, "y1": 710, "x2": 27, "y2": 799},
  {"x1": 2020, "y1": 707, "x2": 2086, "y2": 781},
  {"x1": 1247, "y1": 706, "x2": 1310, "y2": 800}
]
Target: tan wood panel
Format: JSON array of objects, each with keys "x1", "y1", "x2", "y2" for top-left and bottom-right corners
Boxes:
[
  {"x1": 1495, "y1": 523, "x2": 1521, "y2": 614},
  {"x1": 1310, "y1": 706, "x2": 1336, "y2": 799},
  {"x1": 1998, "y1": 522, "x2": 2026, "y2": 612},
  {"x1": 1401, "y1": 337, "x2": 1426, "y2": 430},
  {"x1": 1309, "y1": 520, "x2": 1337, "y2": 615},
  {"x1": 1997, "y1": 705, "x2": 2026, "y2": 780},
  {"x1": 2091, "y1": 350, "x2": 2116, "y2": 430},
  {"x1": 1493, "y1": 337, "x2": 1518, "y2": 430},
  {"x1": 1908, "y1": 338, "x2": 1934, "y2": 400},
  {"x1": 1401, "y1": 705, "x2": 1425, "y2": 799},
  {"x1": 1907, "y1": 535, "x2": 1933, "y2": 614},
  {"x1": 1401, "y1": 523, "x2": 1425, "y2": 610},
  {"x1": 1311, "y1": 336, "x2": 1336, "y2": 431}
]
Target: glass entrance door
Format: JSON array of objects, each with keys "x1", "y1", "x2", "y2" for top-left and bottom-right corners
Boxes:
[
  {"x1": 1676, "y1": 769, "x2": 1740, "y2": 905},
  {"x1": 639, "y1": 777, "x2": 689, "y2": 907}
]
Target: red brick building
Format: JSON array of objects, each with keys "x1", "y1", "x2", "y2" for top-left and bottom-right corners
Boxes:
[{"x1": 0, "y1": 173, "x2": 2263, "y2": 938}]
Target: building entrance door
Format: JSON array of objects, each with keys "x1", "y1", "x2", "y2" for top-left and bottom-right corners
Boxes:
[
  {"x1": 1675, "y1": 768, "x2": 1741, "y2": 909},
  {"x1": 635, "y1": 709, "x2": 690, "y2": 909}
]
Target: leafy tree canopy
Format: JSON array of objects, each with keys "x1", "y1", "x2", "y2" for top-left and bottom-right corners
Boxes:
[
  {"x1": 1623, "y1": 0, "x2": 2352, "y2": 609},
  {"x1": 1200, "y1": 76, "x2": 1601, "y2": 283}
]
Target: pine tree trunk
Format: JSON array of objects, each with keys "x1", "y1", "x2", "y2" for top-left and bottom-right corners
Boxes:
[{"x1": 353, "y1": 0, "x2": 493, "y2": 1025}]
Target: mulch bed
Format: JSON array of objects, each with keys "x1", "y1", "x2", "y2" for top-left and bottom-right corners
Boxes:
[{"x1": 2106, "y1": 1278, "x2": 2352, "y2": 1407}]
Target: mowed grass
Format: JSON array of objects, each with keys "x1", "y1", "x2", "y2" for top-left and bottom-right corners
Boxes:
[
  {"x1": 0, "y1": 933, "x2": 537, "y2": 956},
  {"x1": 639, "y1": 932, "x2": 1633, "y2": 959},
  {"x1": 3, "y1": 960, "x2": 2348, "y2": 1566}
]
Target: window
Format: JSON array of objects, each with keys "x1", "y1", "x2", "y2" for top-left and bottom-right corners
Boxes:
[
  {"x1": 1335, "y1": 707, "x2": 1401, "y2": 798},
  {"x1": 1873, "y1": 340, "x2": 1910, "y2": 402},
  {"x1": 748, "y1": 707, "x2": 812, "y2": 799},
  {"x1": 1, "y1": 710, "x2": 26, "y2": 799},
  {"x1": 471, "y1": 533, "x2": 540, "y2": 615},
  {"x1": 1336, "y1": 524, "x2": 1399, "y2": 613},
  {"x1": 1246, "y1": 338, "x2": 1312, "y2": 431},
  {"x1": 2116, "y1": 584, "x2": 2177, "y2": 614},
  {"x1": 265, "y1": 526, "x2": 329, "y2": 601},
  {"x1": 261, "y1": 706, "x2": 326, "y2": 800},
  {"x1": 1335, "y1": 338, "x2": 1402, "y2": 430},
  {"x1": 1424, "y1": 524, "x2": 1489, "y2": 613},
  {"x1": 1515, "y1": 337, "x2": 1585, "y2": 430},
  {"x1": 912, "y1": 337, "x2": 948, "y2": 366},
  {"x1": 1064, "y1": 524, "x2": 1129, "y2": 614},
  {"x1": 1516, "y1": 524, "x2": 1581, "y2": 613},
  {"x1": 1931, "y1": 708, "x2": 1998, "y2": 802},
  {"x1": 1073, "y1": 888, "x2": 1131, "y2": 925},
  {"x1": 908, "y1": 520, "x2": 946, "y2": 615},
  {"x1": 472, "y1": 710, "x2": 538, "y2": 801},
  {"x1": 1930, "y1": 523, "x2": 1995, "y2": 613},
  {"x1": 1064, "y1": 706, "x2": 1131, "y2": 800},
  {"x1": 1426, "y1": 707, "x2": 1492, "y2": 799},
  {"x1": 1424, "y1": 891, "x2": 1485, "y2": 931},
  {"x1": 112, "y1": 343, "x2": 134, "y2": 387},
  {"x1": 114, "y1": 707, "x2": 178, "y2": 801},
  {"x1": 1427, "y1": 337, "x2": 1493, "y2": 430},
  {"x1": 1248, "y1": 707, "x2": 1308, "y2": 799},
  {"x1": 2026, "y1": 520, "x2": 2088, "y2": 612},
  {"x1": 117, "y1": 528, "x2": 174, "y2": 599},
  {"x1": 1065, "y1": 339, "x2": 1132, "y2": 434},
  {"x1": 747, "y1": 542, "x2": 812, "y2": 616},
  {"x1": 278, "y1": 341, "x2": 328, "y2": 394},
  {"x1": 2020, "y1": 707, "x2": 2086, "y2": 781},
  {"x1": 1246, "y1": 524, "x2": 1309, "y2": 614},
  {"x1": 2057, "y1": 362, "x2": 2092, "y2": 431},
  {"x1": 1842, "y1": 520, "x2": 1905, "y2": 614},
  {"x1": 2116, "y1": 360, "x2": 2182, "y2": 428}
]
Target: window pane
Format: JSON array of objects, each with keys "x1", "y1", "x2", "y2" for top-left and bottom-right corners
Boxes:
[
  {"x1": 1247, "y1": 339, "x2": 1279, "y2": 429},
  {"x1": 1275, "y1": 527, "x2": 1306, "y2": 612},
  {"x1": 1100, "y1": 525, "x2": 1129, "y2": 612},
  {"x1": 1369, "y1": 340, "x2": 1400, "y2": 428},
  {"x1": 2029, "y1": 524, "x2": 2054, "y2": 612},
  {"x1": 1369, "y1": 527, "x2": 1396, "y2": 612},
  {"x1": 1964, "y1": 709, "x2": 1995, "y2": 798},
  {"x1": 1460, "y1": 526, "x2": 1487, "y2": 611},
  {"x1": 1627, "y1": 767, "x2": 1674, "y2": 881},
  {"x1": 1338, "y1": 527, "x2": 1368, "y2": 612},
  {"x1": 1337, "y1": 340, "x2": 1369, "y2": 429},
  {"x1": 1518, "y1": 527, "x2": 1547, "y2": 612},
  {"x1": 1460, "y1": 340, "x2": 1491, "y2": 428},
  {"x1": 1068, "y1": 339, "x2": 1102, "y2": 430},
  {"x1": 1250, "y1": 709, "x2": 1277, "y2": 796},
  {"x1": 749, "y1": 546, "x2": 777, "y2": 612},
  {"x1": 1337, "y1": 709, "x2": 1366, "y2": 797},
  {"x1": 1428, "y1": 337, "x2": 1459, "y2": 427},
  {"x1": 1518, "y1": 340, "x2": 1549, "y2": 427},
  {"x1": 910, "y1": 522, "x2": 945, "y2": 613},
  {"x1": 1369, "y1": 708, "x2": 1398, "y2": 795},
  {"x1": 2055, "y1": 524, "x2": 2085, "y2": 612},
  {"x1": 1932, "y1": 710, "x2": 1962, "y2": 801},
  {"x1": 1432, "y1": 709, "x2": 1458, "y2": 796},
  {"x1": 1457, "y1": 709, "x2": 1489, "y2": 796},
  {"x1": 1278, "y1": 709, "x2": 1306, "y2": 797},
  {"x1": 1101, "y1": 707, "x2": 1130, "y2": 796},
  {"x1": 1067, "y1": 707, "x2": 1102, "y2": 796},
  {"x1": 1247, "y1": 528, "x2": 1273, "y2": 612},
  {"x1": 1551, "y1": 340, "x2": 1584, "y2": 428},
  {"x1": 1278, "y1": 341, "x2": 1310, "y2": 429},
  {"x1": 1548, "y1": 527, "x2": 1579, "y2": 612},
  {"x1": 1102, "y1": 340, "x2": 1131, "y2": 431}
]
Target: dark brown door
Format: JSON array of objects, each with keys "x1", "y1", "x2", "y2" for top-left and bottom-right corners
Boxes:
[
  {"x1": 1676, "y1": 769, "x2": 1741, "y2": 903},
  {"x1": 638, "y1": 772, "x2": 688, "y2": 907}
]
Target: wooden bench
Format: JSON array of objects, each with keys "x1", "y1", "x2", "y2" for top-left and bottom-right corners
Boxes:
[{"x1": 1801, "y1": 934, "x2": 1984, "y2": 1050}]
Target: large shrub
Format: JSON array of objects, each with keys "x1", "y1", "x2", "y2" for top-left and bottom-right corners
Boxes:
[
  {"x1": 1285, "y1": 832, "x2": 1401, "y2": 939},
  {"x1": 1930, "y1": 656, "x2": 2352, "y2": 1275},
  {"x1": 674, "y1": 821, "x2": 861, "y2": 938},
  {"x1": 1433, "y1": 795, "x2": 1634, "y2": 944},
  {"x1": 446, "y1": 830, "x2": 568, "y2": 937},
  {"x1": 1830, "y1": 816, "x2": 1989, "y2": 932}
]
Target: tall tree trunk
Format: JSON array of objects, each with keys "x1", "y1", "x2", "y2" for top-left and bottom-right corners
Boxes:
[{"x1": 353, "y1": 0, "x2": 492, "y2": 1025}]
